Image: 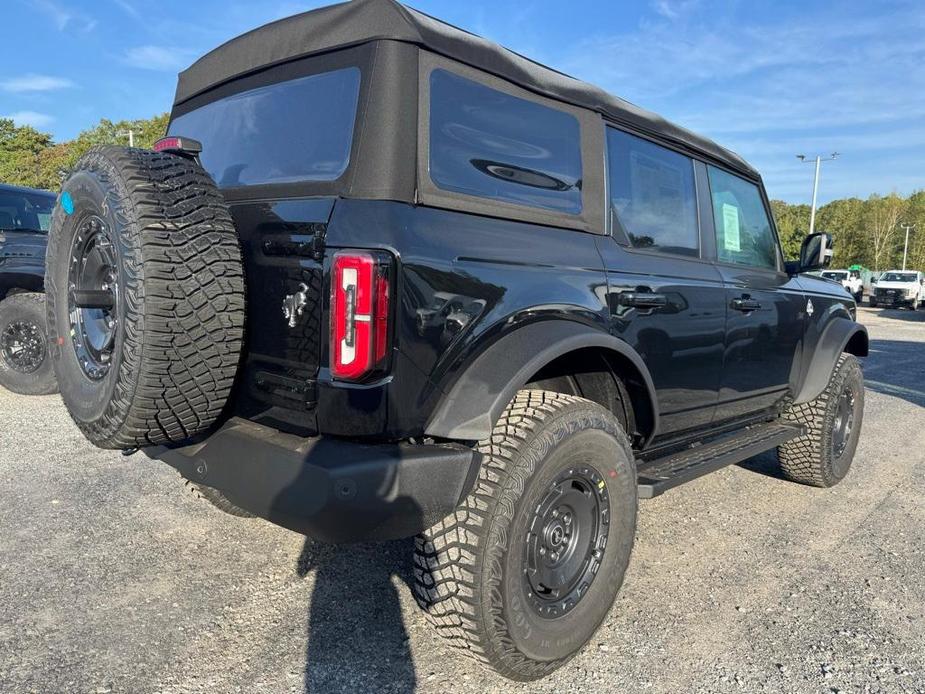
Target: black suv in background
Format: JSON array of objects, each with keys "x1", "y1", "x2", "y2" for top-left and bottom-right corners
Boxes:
[
  {"x1": 47, "y1": 0, "x2": 869, "y2": 681},
  {"x1": 0, "y1": 183, "x2": 57, "y2": 394}
]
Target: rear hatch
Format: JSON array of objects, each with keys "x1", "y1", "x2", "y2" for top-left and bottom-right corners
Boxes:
[{"x1": 167, "y1": 64, "x2": 363, "y2": 432}]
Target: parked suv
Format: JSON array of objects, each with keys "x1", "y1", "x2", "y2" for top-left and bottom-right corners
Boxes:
[
  {"x1": 870, "y1": 270, "x2": 925, "y2": 309},
  {"x1": 821, "y1": 268, "x2": 864, "y2": 302},
  {"x1": 47, "y1": 0, "x2": 868, "y2": 681},
  {"x1": 0, "y1": 183, "x2": 57, "y2": 395}
]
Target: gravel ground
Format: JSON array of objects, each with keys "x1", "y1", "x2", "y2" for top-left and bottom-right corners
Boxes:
[{"x1": 1, "y1": 306, "x2": 923, "y2": 694}]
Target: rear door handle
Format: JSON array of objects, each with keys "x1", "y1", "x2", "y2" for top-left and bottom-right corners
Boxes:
[
  {"x1": 731, "y1": 297, "x2": 761, "y2": 312},
  {"x1": 619, "y1": 291, "x2": 668, "y2": 309}
]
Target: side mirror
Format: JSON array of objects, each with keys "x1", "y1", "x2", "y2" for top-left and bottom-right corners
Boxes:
[{"x1": 799, "y1": 232, "x2": 834, "y2": 272}]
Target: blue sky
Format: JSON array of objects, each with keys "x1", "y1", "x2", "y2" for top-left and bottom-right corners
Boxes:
[{"x1": 2, "y1": 0, "x2": 923, "y2": 203}]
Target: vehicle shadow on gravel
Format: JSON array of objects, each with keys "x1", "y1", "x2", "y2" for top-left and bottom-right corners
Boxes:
[
  {"x1": 871, "y1": 308, "x2": 925, "y2": 323},
  {"x1": 863, "y1": 339, "x2": 925, "y2": 408},
  {"x1": 296, "y1": 537, "x2": 418, "y2": 694},
  {"x1": 736, "y1": 450, "x2": 787, "y2": 480}
]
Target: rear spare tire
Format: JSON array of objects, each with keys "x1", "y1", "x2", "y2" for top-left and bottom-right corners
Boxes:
[
  {"x1": 46, "y1": 146, "x2": 245, "y2": 449},
  {"x1": 0, "y1": 292, "x2": 58, "y2": 395}
]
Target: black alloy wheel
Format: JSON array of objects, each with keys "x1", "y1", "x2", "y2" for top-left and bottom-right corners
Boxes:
[
  {"x1": 1, "y1": 318, "x2": 46, "y2": 374},
  {"x1": 66, "y1": 214, "x2": 119, "y2": 381},
  {"x1": 831, "y1": 384, "x2": 856, "y2": 461},
  {"x1": 0, "y1": 292, "x2": 58, "y2": 395},
  {"x1": 524, "y1": 466, "x2": 610, "y2": 619}
]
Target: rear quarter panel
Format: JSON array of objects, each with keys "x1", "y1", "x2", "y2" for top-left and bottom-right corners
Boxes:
[{"x1": 323, "y1": 199, "x2": 610, "y2": 436}]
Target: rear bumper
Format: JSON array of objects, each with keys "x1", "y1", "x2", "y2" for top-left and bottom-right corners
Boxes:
[{"x1": 145, "y1": 417, "x2": 480, "y2": 543}]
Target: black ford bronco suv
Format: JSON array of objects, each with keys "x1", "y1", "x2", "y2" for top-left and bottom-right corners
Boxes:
[
  {"x1": 0, "y1": 183, "x2": 57, "y2": 395},
  {"x1": 47, "y1": 0, "x2": 869, "y2": 681}
]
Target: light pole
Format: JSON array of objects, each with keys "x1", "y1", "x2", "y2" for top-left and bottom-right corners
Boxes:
[
  {"x1": 796, "y1": 152, "x2": 839, "y2": 236},
  {"x1": 900, "y1": 223, "x2": 915, "y2": 271},
  {"x1": 116, "y1": 129, "x2": 135, "y2": 147}
]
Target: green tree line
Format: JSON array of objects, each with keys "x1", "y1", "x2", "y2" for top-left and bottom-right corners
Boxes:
[
  {"x1": 0, "y1": 114, "x2": 168, "y2": 192},
  {"x1": 1, "y1": 114, "x2": 923, "y2": 271},
  {"x1": 771, "y1": 193, "x2": 925, "y2": 272}
]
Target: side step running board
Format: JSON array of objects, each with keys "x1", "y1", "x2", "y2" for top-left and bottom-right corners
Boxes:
[{"x1": 636, "y1": 421, "x2": 804, "y2": 499}]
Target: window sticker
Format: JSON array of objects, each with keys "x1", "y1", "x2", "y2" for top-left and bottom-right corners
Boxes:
[{"x1": 722, "y1": 203, "x2": 740, "y2": 252}]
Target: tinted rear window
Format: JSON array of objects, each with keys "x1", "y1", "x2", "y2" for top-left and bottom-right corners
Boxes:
[
  {"x1": 169, "y1": 67, "x2": 361, "y2": 188},
  {"x1": 0, "y1": 189, "x2": 55, "y2": 232},
  {"x1": 429, "y1": 69, "x2": 582, "y2": 214}
]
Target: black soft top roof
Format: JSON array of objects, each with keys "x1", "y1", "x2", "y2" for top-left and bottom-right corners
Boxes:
[{"x1": 175, "y1": 0, "x2": 758, "y2": 179}]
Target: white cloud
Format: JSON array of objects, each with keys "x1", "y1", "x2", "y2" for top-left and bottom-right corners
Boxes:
[
  {"x1": 651, "y1": 0, "x2": 700, "y2": 21},
  {"x1": 0, "y1": 74, "x2": 76, "y2": 93},
  {"x1": 29, "y1": 0, "x2": 97, "y2": 32},
  {"x1": 4, "y1": 111, "x2": 55, "y2": 128},
  {"x1": 110, "y1": 0, "x2": 140, "y2": 18},
  {"x1": 553, "y1": 1, "x2": 925, "y2": 202},
  {"x1": 124, "y1": 45, "x2": 196, "y2": 72}
]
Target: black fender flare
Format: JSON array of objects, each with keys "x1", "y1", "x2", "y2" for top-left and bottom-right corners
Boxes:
[
  {"x1": 424, "y1": 319, "x2": 659, "y2": 441},
  {"x1": 793, "y1": 317, "x2": 868, "y2": 404}
]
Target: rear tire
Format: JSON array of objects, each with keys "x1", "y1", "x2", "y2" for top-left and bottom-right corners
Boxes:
[
  {"x1": 414, "y1": 390, "x2": 637, "y2": 681},
  {"x1": 46, "y1": 146, "x2": 245, "y2": 449},
  {"x1": 0, "y1": 293, "x2": 57, "y2": 395},
  {"x1": 778, "y1": 354, "x2": 864, "y2": 487}
]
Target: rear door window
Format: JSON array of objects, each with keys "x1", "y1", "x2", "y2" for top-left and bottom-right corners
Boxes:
[
  {"x1": 169, "y1": 67, "x2": 361, "y2": 188},
  {"x1": 707, "y1": 166, "x2": 779, "y2": 270},
  {"x1": 606, "y1": 128, "x2": 700, "y2": 256},
  {"x1": 428, "y1": 69, "x2": 583, "y2": 214}
]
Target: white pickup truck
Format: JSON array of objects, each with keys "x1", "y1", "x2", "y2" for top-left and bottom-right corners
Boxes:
[
  {"x1": 870, "y1": 270, "x2": 925, "y2": 310},
  {"x1": 820, "y1": 269, "x2": 864, "y2": 302}
]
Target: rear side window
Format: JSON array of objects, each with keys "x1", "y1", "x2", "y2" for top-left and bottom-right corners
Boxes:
[
  {"x1": 606, "y1": 128, "x2": 699, "y2": 256},
  {"x1": 707, "y1": 166, "x2": 778, "y2": 270},
  {"x1": 429, "y1": 69, "x2": 583, "y2": 214},
  {"x1": 169, "y1": 67, "x2": 361, "y2": 188}
]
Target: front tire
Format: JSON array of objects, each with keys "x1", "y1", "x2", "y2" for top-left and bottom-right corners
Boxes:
[
  {"x1": 0, "y1": 293, "x2": 57, "y2": 395},
  {"x1": 778, "y1": 354, "x2": 864, "y2": 487},
  {"x1": 414, "y1": 390, "x2": 637, "y2": 681}
]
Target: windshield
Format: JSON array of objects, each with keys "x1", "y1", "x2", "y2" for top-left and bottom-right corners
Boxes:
[
  {"x1": 168, "y1": 67, "x2": 361, "y2": 188},
  {"x1": 0, "y1": 189, "x2": 55, "y2": 233},
  {"x1": 881, "y1": 272, "x2": 917, "y2": 282},
  {"x1": 822, "y1": 271, "x2": 847, "y2": 280}
]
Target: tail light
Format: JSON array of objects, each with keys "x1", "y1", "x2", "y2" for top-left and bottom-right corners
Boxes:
[{"x1": 330, "y1": 250, "x2": 392, "y2": 380}]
